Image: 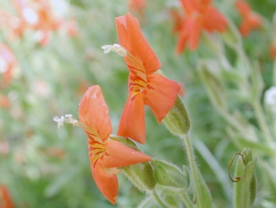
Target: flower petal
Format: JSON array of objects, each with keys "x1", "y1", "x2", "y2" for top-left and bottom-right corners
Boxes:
[
  {"x1": 143, "y1": 73, "x2": 181, "y2": 122},
  {"x1": 115, "y1": 13, "x2": 161, "y2": 75},
  {"x1": 78, "y1": 85, "x2": 112, "y2": 141},
  {"x1": 202, "y1": 7, "x2": 227, "y2": 32},
  {"x1": 92, "y1": 163, "x2": 118, "y2": 204},
  {"x1": 117, "y1": 93, "x2": 145, "y2": 143},
  {"x1": 188, "y1": 17, "x2": 202, "y2": 50},
  {"x1": 100, "y1": 139, "x2": 151, "y2": 168}
]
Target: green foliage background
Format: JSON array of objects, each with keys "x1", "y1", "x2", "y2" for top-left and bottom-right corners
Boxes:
[{"x1": 0, "y1": 0, "x2": 275, "y2": 207}]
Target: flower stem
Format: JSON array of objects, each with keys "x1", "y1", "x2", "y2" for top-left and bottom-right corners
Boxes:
[
  {"x1": 151, "y1": 189, "x2": 167, "y2": 208},
  {"x1": 252, "y1": 101, "x2": 274, "y2": 144},
  {"x1": 180, "y1": 192, "x2": 194, "y2": 208},
  {"x1": 182, "y1": 134, "x2": 212, "y2": 208},
  {"x1": 183, "y1": 134, "x2": 199, "y2": 196}
]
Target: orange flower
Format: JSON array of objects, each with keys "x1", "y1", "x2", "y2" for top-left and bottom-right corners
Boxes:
[
  {"x1": 176, "y1": 0, "x2": 227, "y2": 53},
  {"x1": 0, "y1": 186, "x2": 14, "y2": 208},
  {"x1": 269, "y1": 42, "x2": 276, "y2": 60},
  {"x1": 113, "y1": 13, "x2": 180, "y2": 143},
  {"x1": 11, "y1": 0, "x2": 62, "y2": 45},
  {"x1": 78, "y1": 85, "x2": 151, "y2": 204},
  {"x1": 0, "y1": 10, "x2": 24, "y2": 39},
  {"x1": 128, "y1": 0, "x2": 146, "y2": 14},
  {"x1": 0, "y1": 44, "x2": 16, "y2": 87},
  {"x1": 0, "y1": 94, "x2": 10, "y2": 108},
  {"x1": 235, "y1": 0, "x2": 261, "y2": 36},
  {"x1": 169, "y1": 8, "x2": 183, "y2": 33}
]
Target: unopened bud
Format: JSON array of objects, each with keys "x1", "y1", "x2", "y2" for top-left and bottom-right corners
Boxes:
[
  {"x1": 163, "y1": 96, "x2": 191, "y2": 136},
  {"x1": 230, "y1": 148, "x2": 257, "y2": 207},
  {"x1": 152, "y1": 159, "x2": 189, "y2": 192},
  {"x1": 123, "y1": 161, "x2": 156, "y2": 192}
]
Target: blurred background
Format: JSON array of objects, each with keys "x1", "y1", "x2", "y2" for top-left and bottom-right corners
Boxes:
[{"x1": 0, "y1": 0, "x2": 275, "y2": 207}]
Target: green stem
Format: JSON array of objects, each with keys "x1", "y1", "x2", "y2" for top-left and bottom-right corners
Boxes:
[
  {"x1": 151, "y1": 189, "x2": 167, "y2": 208},
  {"x1": 180, "y1": 192, "x2": 194, "y2": 208},
  {"x1": 252, "y1": 101, "x2": 274, "y2": 144},
  {"x1": 183, "y1": 134, "x2": 198, "y2": 194}
]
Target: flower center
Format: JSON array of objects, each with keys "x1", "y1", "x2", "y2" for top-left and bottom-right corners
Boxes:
[{"x1": 89, "y1": 142, "x2": 106, "y2": 166}]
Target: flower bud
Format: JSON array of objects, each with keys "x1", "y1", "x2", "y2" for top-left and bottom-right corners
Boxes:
[
  {"x1": 231, "y1": 148, "x2": 257, "y2": 207},
  {"x1": 152, "y1": 159, "x2": 189, "y2": 192},
  {"x1": 123, "y1": 161, "x2": 156, "y2": 192},
  {"x1": 221, "y1": 19, "x2": 240, "y2": 49},
  {"x1": 163, "y1": 96, "x2": 191, "y2": 136},
  {"x1": 198, "y1": 62, "x2": 227, "y2": 110}
]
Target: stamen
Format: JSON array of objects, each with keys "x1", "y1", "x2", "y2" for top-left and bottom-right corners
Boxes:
[
  {"x1": 101, "y1": 44, "x2": 127, "y2": 56},
  {"x1": 53, "y1": 114, "x2": 79, "y2": 128}
]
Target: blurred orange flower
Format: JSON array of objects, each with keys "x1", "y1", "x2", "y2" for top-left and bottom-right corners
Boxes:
[
  {"x1": 235, "y1": 0, "x2": 261, "y2": 36},
  {"x1": 0, "y1": 95, "x2": 10, "y2": 108},
  {"x1": 269, "y1": 42, "x2": 276, "y2": 60},
  {"x1": 115, "y1": 13, "x2": 181, "y2": 143},
  {"x1": 78, "y1": 85, "x2": 151, "y2": 204},
  {"x1": 11, "y1": 0, "x2": 62, "y2": 45},
  {"x1": 0, "y1": 43, "x2": 17, "y2": 87},
  {"x1": 176, "y1": 0, "x2": 227, "y2": 53},
  {"x1": 0, "y1": 10, "x2": 24, "y2": 39},
  {"x1": 0, "y1": 186, "x2": 14, "y2": 208},
  {"x1": 128, "y1": 0, "x2": 146, "y2": 15},
  {"x1": 169, "y1": 8, "x2": 183, "y2": 33}
]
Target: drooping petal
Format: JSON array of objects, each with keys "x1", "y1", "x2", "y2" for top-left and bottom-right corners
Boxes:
[
  {"x1": 92, "y1": 163, "x2": 118, "y2": 205},
  {"x1": 115, "y1": 13, "x2": 161, "y2": 75},
  {"x1": 202, "y1": 7, "x2": 227, "y2": 32},
  {"x1": 117, "y1": 93, "x2": 145, "y2": 143},
  {"x1": 100, "y1": 139, "x2": 151, "y2": 168},
  {"x1": 188, "y1": 17, "x2": 202, "y2": 50},
  {"x1": 175, "y1": 20, "x2": 190, "y2": 53},
  {"x1": 235, "y1": 1, "x2": 251, "y2": 17},
  {"x1": 180, "y1": 0, "x2": 198, "y2": 15},
  {"x1": 239, "y1": 19, "x2": 252, "y2": 36},
  {"x1": 79, "y1": 86, "x2": 112, "y2": 141},
  {"x1": 143, "y1": 73, "x2": 181, "y2": 122}
]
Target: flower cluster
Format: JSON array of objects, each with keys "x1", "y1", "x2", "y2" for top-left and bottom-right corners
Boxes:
[
  {"x1": 175, "y1": 0, "x2": 228, "y2": 52},
  {"x1": 0, "y1": 0, "x2": 78, "y2": 45}
]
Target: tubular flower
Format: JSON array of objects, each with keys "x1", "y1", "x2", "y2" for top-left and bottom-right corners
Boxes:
[
  {"x1": 176, "y1": 0, "x2": 227, "y2": 53},
  {"x1": 109, "y1": 13, "x2": 180, "y2": 144},
  {"x1": 0, "y1": 186, "x2": 14, "y2": 208},
  {"x1": 235, "y1": 0, "x2": 261, "y2": 36},
  {"x1": 0, "y1": 43, "x2": 17, "y2": 87},
  {"x1": 78, "y1": 85, "x2": 151, "y2": 204}
]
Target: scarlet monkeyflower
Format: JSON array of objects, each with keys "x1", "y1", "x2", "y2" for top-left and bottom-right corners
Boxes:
[
  {"x1": 103, "y1": 13, "x2": 180, "y2": 144},
  {"x1": 0, "y1": 43, "x2": 16, "y2": 87},
  {"x1": 0, "y1": 185, "x2": 14, "y2": 208},
  {"x1": 235, "y1": 0, "x2": 261, "y2": 37},
  {"x1": 176, "y1": 0, "x2": 227, "y2": 53},
  {"x1": 78, "y1": 85, "x2": 151, "y2": 204}
]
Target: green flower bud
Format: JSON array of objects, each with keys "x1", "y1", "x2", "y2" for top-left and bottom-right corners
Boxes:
[
  {"x1": 152, "y1": 159, "x2": 189, "y2": 192},
  {"x1": 198, "y1": 62, "x2": 227, "y2": 110},
  {"x1": 163, "y1": 96, "x2": 191, "y2": 136},
  {"x1": 123, "y1": 162, "x2": 156, "y2": 192},
  {"x1": 231, "y1": 148, "x2": 257, "y2": 208}
]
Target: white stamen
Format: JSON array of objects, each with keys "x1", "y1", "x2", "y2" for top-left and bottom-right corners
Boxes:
[
  {"x1": 101, "y1": 43, "x2": 127, "y2": 56},
  {"x1": 53, "y1": 114, "x2": 79, "y2": 128}
]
